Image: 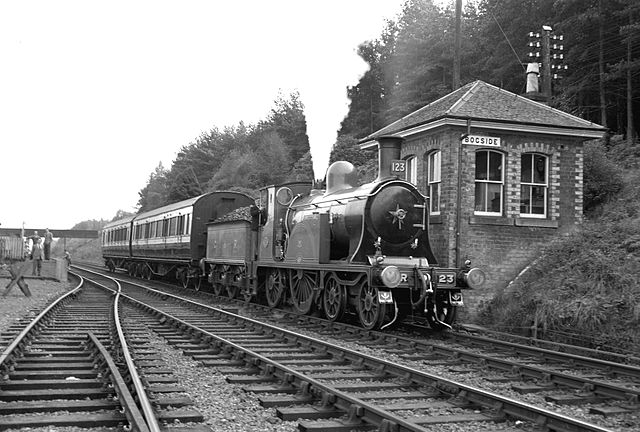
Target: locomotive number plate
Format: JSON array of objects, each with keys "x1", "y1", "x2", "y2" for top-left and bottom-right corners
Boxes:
[
  {"x1": 391, "y1": 160, "x2": 406, "y2": 175},
  {"x1": 378, "y1": 291, "x2": 393, "y2": 304},
  {"x1": 436, "y1": 272, "x2": 456, "y2": 287}
]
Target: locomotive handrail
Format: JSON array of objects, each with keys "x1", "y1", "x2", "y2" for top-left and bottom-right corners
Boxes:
[
  {"x1": 412, "y1": 203, "x2": 426, "y2": 230},
  {"x1": 288, "y1": 179, "x2": 428, "y2": 211},
  {"x1": 287, "y1": 193, "x2": 369, "y2": 210}
]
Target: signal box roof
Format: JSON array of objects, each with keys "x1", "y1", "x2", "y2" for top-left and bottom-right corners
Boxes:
[{"x1": 360, "y1": 80, "x2": 606, "y2": 147}]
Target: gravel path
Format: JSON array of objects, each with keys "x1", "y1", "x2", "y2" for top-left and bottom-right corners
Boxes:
[{"x1": 0, "y1": 275, "x2": 74, "y2": 334}]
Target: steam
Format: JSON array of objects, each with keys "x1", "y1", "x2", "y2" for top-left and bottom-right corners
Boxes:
[{"x1": 300, "y1": 53, "x2": 371, "y2": 182}]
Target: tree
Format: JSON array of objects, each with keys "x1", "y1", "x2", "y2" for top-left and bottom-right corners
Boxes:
[
  {"x1": 339, "y1": 21, "x2": 398, "y2": 137},
  {"x1": 249, "y1": 129, "x2": 292, "y2": 187},
  {"x1": 137, "y1": 162, "x2": 169, "y2": 212},
  {"x1": 263, "y1": 91, "x2": 311, "y2": 164},
  {"x1": 386, "y1": 0, "x2": 453, "y2": 120},
  {"x1": 288, "y1": 151, "x2": 314, "y2": 182},
  {"x1": 329, "y1": 134, "x2": 378, "y2": 184}
]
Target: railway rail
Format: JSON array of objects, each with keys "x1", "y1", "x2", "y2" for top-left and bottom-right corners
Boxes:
[
  {"x1": 70, "y1": 264, "x2": 633, "y2": 432},
  {"x1": 0, "y1": 272, "x2": 208, "y2": 431},
  {"x1": 0, "y1": 277, "x2": 151, "y2": 430}
]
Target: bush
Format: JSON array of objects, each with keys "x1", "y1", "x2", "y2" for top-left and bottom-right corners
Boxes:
[
  {"x1": 480, "y1": 157, "x2": 640, "y2": 353},
  {"x1": 583, "y1": 140, "x2": 624, "y2": 214}
]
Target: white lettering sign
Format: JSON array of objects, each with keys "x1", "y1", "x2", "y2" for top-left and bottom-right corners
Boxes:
[{"x1": 462, "y1": 135, "x2": 501, "y2": 147}]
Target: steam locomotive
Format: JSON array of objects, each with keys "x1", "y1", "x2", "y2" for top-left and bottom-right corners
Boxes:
[{"x1": 102, "y1": 136, "x2": 485, "y2": 330}]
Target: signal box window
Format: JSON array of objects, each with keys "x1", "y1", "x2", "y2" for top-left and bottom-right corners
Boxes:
[
  {"x1": 427, "y1": 151, "x2": 441, "y2": 215},
  {"x1": 474, "y1": 150, "x2": 504, "y2": 215},
  {"x1": 521, "y1": 153, "x2": 548, "y2": 217}
]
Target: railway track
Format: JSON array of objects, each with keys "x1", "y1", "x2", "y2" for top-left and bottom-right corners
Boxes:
[
  {"x1": 0, "y1": 272, "x2": 209, "y2": 431},
  {"x1": 71, "y1": 265, "x2": 634, "y2": 431}
]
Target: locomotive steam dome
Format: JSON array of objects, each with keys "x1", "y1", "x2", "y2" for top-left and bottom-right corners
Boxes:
[
  {"x1": 368, "y1": 184, "x2": 424, "y2": 245},
  {"x1": 326, "y1": 161, "x2": 358, "y2": 194}
]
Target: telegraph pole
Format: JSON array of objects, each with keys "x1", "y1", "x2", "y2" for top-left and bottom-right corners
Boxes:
[
  {"x1": 453, "y1": 0, "x2": 462, "y2": 89},
  {"x1": 527, "y1": 26, "x2": 566, "y2": 99},
  {"x1": 541, "y1": 25, "x2": 552, "y2": 98}
]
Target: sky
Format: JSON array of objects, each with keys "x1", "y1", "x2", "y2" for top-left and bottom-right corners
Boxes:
[{"x1": 0, "y1": 0, "x2": 406, "y2": 230}]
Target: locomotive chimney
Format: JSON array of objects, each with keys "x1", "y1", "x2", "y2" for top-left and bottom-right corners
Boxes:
[{"x1": 376, "y1": 136, "x2": 403, "y2": 182}]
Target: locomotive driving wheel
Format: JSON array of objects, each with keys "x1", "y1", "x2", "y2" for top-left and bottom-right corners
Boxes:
[
  {"x1": 323, "y1": 275, "x2": 347, "y2": 322},
  {"x1": 356, "y1": 280, "x2": 387, "y2": 330},
  {"x1": 266, "y1": 268, "x2": 286, "y2": 308},
  {"x1": 289, "y1": 270, "x2": 317, "y2": 315}
]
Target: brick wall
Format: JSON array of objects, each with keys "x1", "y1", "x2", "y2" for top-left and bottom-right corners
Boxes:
[{"x1": 400, "y1": 128, "x2": 585, "y2": 321}]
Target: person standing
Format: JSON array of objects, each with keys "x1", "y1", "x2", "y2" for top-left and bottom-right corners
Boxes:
[
  {"x1": 64, "y1": 250, "x2": 72, "y2": 269},
  {"x1": 43, "y1": 229, "x2": 53, "y2": 260},
  {"x1": 31, "y1": 238, "x2": 44, "y2": 276},
  {"x1": 29, "y1": 231, "x2": 41, "y2": 250}
]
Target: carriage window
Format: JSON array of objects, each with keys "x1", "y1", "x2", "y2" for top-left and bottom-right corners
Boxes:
[
  {"x1": 186, "y1": 214, "x2": 191, "y2": 235},
  {"x1": 475, "y1": 150, "x2": 504, "y2": 215},
  {"x1": 169, "y1": 217, "x2": 177, "y2": 236},
  {"x1": 521, "y1": 153, "x2": 548, "y2": 217},
  {"x1": 427, "y1": 151, "x2": 441, "y2": 215},
  {"x1": 405, "y1": 156, "x2": 417, "y2": 185},
  {"x1": 178, "y1": 215, "x2": 185, "y2": 235}
]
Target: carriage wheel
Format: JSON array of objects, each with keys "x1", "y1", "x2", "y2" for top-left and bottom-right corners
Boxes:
[
  {"x1": 266, "y1": 268, "x2": 286, "y2": 308},
  {"x1": 145, "y1": 266, "x2": 153, "y2": 281},
  {"x1": 357, "y1": 280, "x2": 387, "y2": 330},
  {"x1": 323, "y1": 276, "x2": 347, "y2": 322},
  {"x1": 289, "y1": 270, "x2": 316, "y2": 315},
  {"x1": 179, "y1": 269, "x2": 190, "y2": 289},
  {"x1": 194, "y1": 276, "x2": 202, "y2": 291},
  {"x1": 127, "y1": 264, "x2": 135, "y2": 277}
]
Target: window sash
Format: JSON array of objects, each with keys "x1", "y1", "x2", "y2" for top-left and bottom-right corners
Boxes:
[
  {"x1": 406, "y1": 156, "x2": 417, "y2": 185},
  {"x1": 474, "y1": 150, "x2": 503, "y2": 215},
  {"x1": 520, "y1": 185, "x2": 547, "y2": 216},
  {"x1": 427, "y1": 151, "x2": 441, "y2": 214},
  {"x1": 520, "y1": 153, "x2": 548, "y2": 217}
]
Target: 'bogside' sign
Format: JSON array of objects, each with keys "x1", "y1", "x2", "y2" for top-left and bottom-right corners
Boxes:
[{"x1": 462, "y1": 135, "x2": 501, "y2": 147}]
